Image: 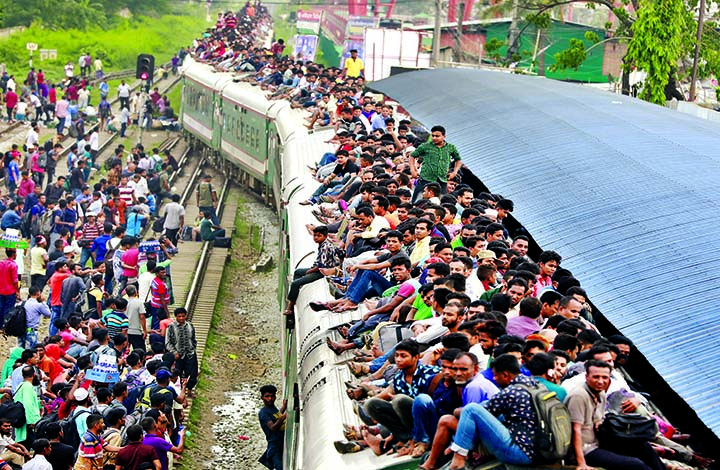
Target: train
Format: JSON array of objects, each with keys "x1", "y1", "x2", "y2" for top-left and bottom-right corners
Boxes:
[{"x1": 180, "y1": 58, "x2": 418, "y2": 469}]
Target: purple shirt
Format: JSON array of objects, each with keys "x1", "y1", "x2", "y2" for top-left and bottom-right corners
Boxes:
[
  {"x1": 463, "y1": 373, "x2": 500, "y2": 405},
  {"x1": 142, "y1": 434, "x2": 172, "y2": 470},
  {"x1": 505, "y1": 315, "x2": 541, "y2": 339}
]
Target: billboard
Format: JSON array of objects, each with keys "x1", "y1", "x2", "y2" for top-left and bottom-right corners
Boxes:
[
  {"x1": 347, "y1": 17, "x2": 378, "y2": 40},
  {"x1": 293, "y1": 35, "x2": 319, "y2": 62},
  {"x1": 296, "y1": 10, "x2": 322, "y2": 35},
  {"x1": 363, "y1": 28, "x2": 431, "y2": 81}
]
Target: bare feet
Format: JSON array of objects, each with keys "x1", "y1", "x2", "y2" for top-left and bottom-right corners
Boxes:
[
  {"x1": 326, "y1": 337, "x2": 348, "y2": 355},
  {"x1": 396, "y1": 440, "x2": 414, "y2": 457},
  {"x1": 363, "y1": 429, "x2": 383, "y2": 456}
]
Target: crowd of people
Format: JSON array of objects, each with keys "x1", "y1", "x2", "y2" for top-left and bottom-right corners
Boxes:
[
  {"x1": 184, "y1": 7, "x2": 717, "y2": 470},
  {"x1": 1, "y1": 49, "x2": 179, "y2": 143},
  {"x1": 0, "y1": 46, "x2": 231, "y2": 469}
]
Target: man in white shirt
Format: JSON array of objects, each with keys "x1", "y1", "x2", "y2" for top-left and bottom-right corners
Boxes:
[
  {"x1": 25, "y1": 123, "x2": 39, "y2": 151},
  {"x1": 117, "y1": 80, "x2": 130, "y2": 110}
]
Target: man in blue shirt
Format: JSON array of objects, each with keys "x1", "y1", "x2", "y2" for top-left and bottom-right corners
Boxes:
[
  {"x1": 0, "y1": 202, "x2": 21, "y2": 231},
  {"x1": 91, "y1": 223, "x2": 113, "y2": 262},
  {"x1": 6, "y1": 154, "x2": 19, "y2": 198},
  {"x1": 20, "y1": 286, "x2": 51, "y2": 349},
  {"x1": 363, "y1": 340, "x2": 440, "y2": 449},
  {"x1": 258, "y1": 384, "x2": 286, "y2": 470}
]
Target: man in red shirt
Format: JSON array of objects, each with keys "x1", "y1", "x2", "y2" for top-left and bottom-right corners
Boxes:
[
  {"x1": 47, "y1": 260, "x2": 71, "y2": 335},
  {"x1": 149, "y1": 266, "x2": 170, "y2": 330},
  {"x1": 0, "y1": 249, "x2": 19, "y2": 328},
  {"x1": 115, "y1": 424, "x2": 160, "y2": 470},
  {"x1": 5, "y1": 90, "x2": 18, "y2": 123}
]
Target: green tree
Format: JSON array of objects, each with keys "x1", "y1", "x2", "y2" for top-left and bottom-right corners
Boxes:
[{"x1": 625, "y1": 0, "x2": 686, "y2": 103}]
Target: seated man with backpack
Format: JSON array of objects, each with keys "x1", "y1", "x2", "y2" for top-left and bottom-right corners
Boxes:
[{"x1": 446, "y1": 354, "x2": 570, "y2": 469}]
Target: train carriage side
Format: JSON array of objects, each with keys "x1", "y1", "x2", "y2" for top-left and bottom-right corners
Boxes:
[
  {"x1": 181, "y1": 60, "x2": 229, "y2": 148},
  {"x1": 219, "y1": 81, "x2": 273, "y2": 194}
]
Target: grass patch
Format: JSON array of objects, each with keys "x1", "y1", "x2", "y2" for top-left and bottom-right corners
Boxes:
[
  {"x1": 234, "y1": 195, "x2": 263, "y2": 253},
  {"x1": 0, "y1": 6, "x2": 210, "y2": 83}
]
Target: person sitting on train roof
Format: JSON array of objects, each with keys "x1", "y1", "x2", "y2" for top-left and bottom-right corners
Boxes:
[
  {"x1": 283, "y1": 225, "x2": 342, "y2": 316},
  {"x1": 446, "y1": 354, "x2": 541, "y2": 469},
  {"x1": 324, "y1": 258, "x2": 419, "y2": 353},
  {"x1": 299, "y1": 150, "x2": 359, "y2": 206},
  {"x1": 360, "y1": 340, "x2": 440, "y2": 455}
]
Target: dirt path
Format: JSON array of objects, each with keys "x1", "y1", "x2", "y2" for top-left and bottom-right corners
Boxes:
[{"x1": 180, "y1": 190, "x2": 282, "y2": 470}]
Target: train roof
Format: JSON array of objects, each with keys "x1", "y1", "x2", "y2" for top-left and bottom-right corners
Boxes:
[{"x1": 372, "y1": 68, "x2": 720, "y2": 438}]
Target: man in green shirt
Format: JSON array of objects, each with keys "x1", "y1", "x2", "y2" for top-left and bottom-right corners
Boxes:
[
  {"x1": 196, "y1": 174, "x2": 219, "y2": 225},
  {"x1": 409, "y1": 125, "x2": 462, "y2": 202},
  {"x1": 199, "y1": 210, "x2": 225, "y2": 241}
]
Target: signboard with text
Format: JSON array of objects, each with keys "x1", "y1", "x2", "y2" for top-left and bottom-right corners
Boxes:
[
  {"x1": 296, "y1": 10, "x2": 322, "y2": 35},
  {"x1": 293, "y1": 35, "x2": 319, "y2": 62}
]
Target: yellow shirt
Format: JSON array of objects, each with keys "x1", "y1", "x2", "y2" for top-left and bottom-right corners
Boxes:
[
  {"x1": 344, "y1": 57, "x2": 364, "y2": 78},
  {"x1": 30, "y1": 246, "x2": 47, "y2": 275}
]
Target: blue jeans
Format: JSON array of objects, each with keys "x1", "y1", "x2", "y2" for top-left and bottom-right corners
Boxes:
[
  {"x1": 412, "y1": 394, "x2": 440, "y2": 444},
  {"x1": 48, "y1": 305, "x2": 63, "y2": 335},
  {"x1": 347, "y1": 312, "x2": 390, "y2": 339},
  {"x1": 150, "y1": 305, "x2": 167, "y2": 330},
  {"x1": 17, "y1": 329, "x2": 38, "y2": 349},
  {"x1": 452, "y1": 403, "x2": 532, "y2": 465},
  {"x1": 79, "y1": 247, "x2": 93, "y2": 267},
  {"x1": 0, "y1": 293, "x2": 17, "y2": 327},
  {"x1": 318, "y1": 152, "x2": 336, "y2": 167},
  {"x1": 370, "y1": 349, "x2": 392, "y2": 373},
  {"x1": 345, "y1": 270, "x2": 392, "y2": 305}
]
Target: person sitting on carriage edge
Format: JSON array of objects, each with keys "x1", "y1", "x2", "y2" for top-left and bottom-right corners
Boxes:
[{"x1": 283, "y1": 225, "x2": 342, "y2": 316}]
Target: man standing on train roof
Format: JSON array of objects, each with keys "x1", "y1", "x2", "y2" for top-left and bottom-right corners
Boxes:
[
  {"x1": 258, "y1": 384, "x2": 287, "y2": 470},
  {"x1": 409, "y1": 125, "x2": 462, "y2": 202}
]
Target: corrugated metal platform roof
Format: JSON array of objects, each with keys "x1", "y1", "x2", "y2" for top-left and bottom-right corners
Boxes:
[{"x1": 373, "y1": 68, "x2": 720, "y2": 437}]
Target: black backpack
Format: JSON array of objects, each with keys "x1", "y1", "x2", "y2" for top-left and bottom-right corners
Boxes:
[
  {"x1": 148, "y1": 175, "x2": 161, "y2": 194},
  {"x1": 61, "y1": 409, "x2": 91, "y2": 449},
  {"x1": 34, "y1": 410, "x2": 59, "y2": 439},
  {"x1": 152, "y1": 216, "x2": 165, "y2": 233},
  {"x1": 0, "y1": 401, "x2": 26, "y2": 428},
  {"x1": 4, "y1": 302, "x2": 27, "y2": 337}
]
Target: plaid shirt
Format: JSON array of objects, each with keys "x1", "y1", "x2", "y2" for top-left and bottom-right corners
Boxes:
[{"x1": 411, "y1": 141, "x2": 461, "y2": 183}]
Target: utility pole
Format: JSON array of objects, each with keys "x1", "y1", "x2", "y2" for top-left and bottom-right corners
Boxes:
[
  {"x1": 433, "y1": 0, "x2": 443, "y2": 66},
  {"x1": 690, "y1": 0, "x2": 706, "y2": 101},
  {"x1": 455, "y1": 1, "x2": 465, "y2": 63}
]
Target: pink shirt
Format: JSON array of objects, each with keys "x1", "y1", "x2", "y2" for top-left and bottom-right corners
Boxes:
[
  {"x1": 121, "y1": 248, "x2": 139, "y2": 278},
  {"x1": 17, "y1": 178, "x2": 35, "y2": 198},
  {"x1": 0, "y1": 258, "x2": 18, "y2": 295}
]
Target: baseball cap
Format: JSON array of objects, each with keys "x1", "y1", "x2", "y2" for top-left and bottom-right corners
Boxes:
[
  {"x1": 476, "y1": 250, "x2": 496, "y2": 260},
  {"x1": 155, "y1": 368, "x2": 172, "y2": 380}
]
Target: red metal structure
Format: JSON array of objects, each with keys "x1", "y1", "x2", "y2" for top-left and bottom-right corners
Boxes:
[
  {"x1": 447, "y1": 0, "x2": 478, "y2": 22},
  {"x1": 348, "y1": 0, "x2": 397, "y2": 18}
]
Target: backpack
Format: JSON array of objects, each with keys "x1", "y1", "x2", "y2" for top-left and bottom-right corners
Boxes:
[
  {"x1": 61, "y1": 408, "x2": 91, "y2": 449},
  {"x1": 37, "y1": 152, "x2": 47, "y2": 169},
  {"x1": 39, "y1": 210, "x2": 55, "y2": 235},
  {"x1": 34, "y1": 410, "x2": 60, "y2": 439},
  {"x1": 137, "y1": 385, "x2": 172, "y2": 410},
  {"x1": 4, "y1": 302, "x2": 27, "y2": 337},
  {"x1": 19, "y1": 211, "x2": 32, "y2": 238},
  {"x1": 0, "y1": 401, "x2": 26, "y2": 428},
  {"x1": 516, "y1": 382, "x2": 572, "y2": 463},
  {"x1": 152, "y1": 216, "x2": 165, "y2": 233},
  {"x1": 104, "y1": 238, "x2": 121, "y2": 274},
  {"x1": 148, "y1": 175, "x2": 161, "y2": 195}
]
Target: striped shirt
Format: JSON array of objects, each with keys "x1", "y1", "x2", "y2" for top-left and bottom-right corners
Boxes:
[
  {"x1": 102, "y1": 311, "x2": 129, "y2": 337},
  {"x1": 118, "y1": 184, "x2": 134, "y2": 205},
  {"x1": 81, "y1": 222, "x2": 102, "y2": 243},
  {"x1": 78, "y1": 430, "x2": 104, "y2": 459},
  {"x1": 150, "y1": 277, "x2": 169, "y2": 308}
]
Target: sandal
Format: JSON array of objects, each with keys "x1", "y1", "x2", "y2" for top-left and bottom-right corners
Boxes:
[
  {"x1": 309, "y1": 302, "x2": 330, "y2": 312},
  {"x1": 411, "y1": 442, "x2": 430, "y2": 458}
]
